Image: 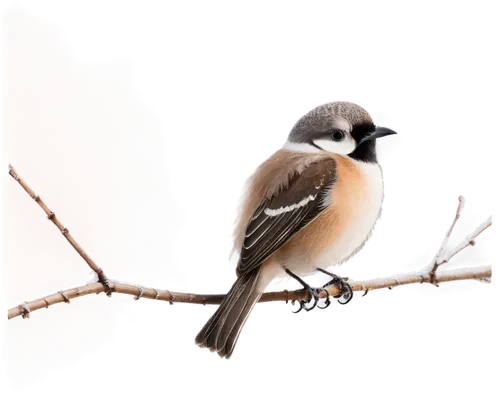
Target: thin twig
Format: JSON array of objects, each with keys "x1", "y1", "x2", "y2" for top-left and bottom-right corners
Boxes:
[
  {"x1": 419, "y1": 193, "x2": 495, "y2": 284},
  {"x1": 439, "y1": 216, "x2": 492, "y2": 265},
  {"x1": 437, "y1": 196, "x2": 465, "y2": 260},
  {"x1": 7, "y1": 266, "x2": 492, "y2": 320},
  {"x1": 8, "y1": 164, "x2": 114, "y2": 295},
  {"x1": 429, "y1": 196, "x2": 465, "y2": 283}
]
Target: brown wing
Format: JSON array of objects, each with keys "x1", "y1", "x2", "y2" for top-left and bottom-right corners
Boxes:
[{"x1": 237, "y1": 159, "x2": 337, "y2": 276}]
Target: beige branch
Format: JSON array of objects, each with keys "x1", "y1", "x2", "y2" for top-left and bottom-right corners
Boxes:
[
  {"x1": 7, "y1": 266, "x2": 492, "y2": 320},
  {"x1": 6, "y1": 165, "x2": 493, "y2": 320},
  {"x1": 8, "y1": 164, "x2": 114, "y2": 293}
]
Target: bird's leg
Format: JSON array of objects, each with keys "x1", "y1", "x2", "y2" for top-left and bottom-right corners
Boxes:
[
  {"x1": 316, "y1": 268, "x2": 354, "y2": 310},
  {"x1": 285, "y1": 268, "x2": 319, "y2": 315}
]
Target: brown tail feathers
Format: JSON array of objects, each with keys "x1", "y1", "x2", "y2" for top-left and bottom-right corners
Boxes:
[{"x1": 195, "y1": 268, "x2": 261, "y2": 358}]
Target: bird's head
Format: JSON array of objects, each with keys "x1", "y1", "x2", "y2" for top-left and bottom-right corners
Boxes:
[{"x1": 286, "y1": 101, "x2": 396, "y2": 162}]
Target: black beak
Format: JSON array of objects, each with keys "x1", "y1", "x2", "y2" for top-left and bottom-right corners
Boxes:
[{"x1": 358, "y1": 126, "x2": 397, "y2": 146}]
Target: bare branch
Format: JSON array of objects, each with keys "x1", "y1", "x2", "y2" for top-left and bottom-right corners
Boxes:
[
  {"x1": 439, "y1": 216, "x2": 492, "y2": 265},
  {"x1": 429, "y1": 196, "x2": 465, "y2": 282},
  {"x1": 436, "y1": 196, "x2": 465, "y2": 260},
  {"x1": 421, "y1": 193, "x2": 495, "y2": 283},
  {"x1": 8, "y1": 164, "x2": 113, "y2": 294},
  {"x1": 7, "y1": 266, "x2": 492, "y2": 320}
]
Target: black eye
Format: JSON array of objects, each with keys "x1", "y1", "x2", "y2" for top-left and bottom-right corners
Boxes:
[{"x1": 331, "y1": 130, "x2": 345, "y2": 141}]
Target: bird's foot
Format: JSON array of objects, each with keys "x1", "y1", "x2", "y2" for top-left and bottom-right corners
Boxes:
[
  {"x1": 285, "y1": 269, "x2": 329, "y2": 313},
  {"x1": 334, "y1": 281, "x2": 353, "y2": 305},
  {"x1": 317, "y1": 268, "x2": 353, "y2": 305},
  {"x1": 317, "y1": 288, "x2": 331, "y2": 309},
  {"x1": 289, "y1": 286, "x2": 319, "y2": 315}
]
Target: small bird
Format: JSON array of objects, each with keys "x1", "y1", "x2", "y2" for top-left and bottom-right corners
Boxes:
[{"x1": 195, "y1": 101, "x2": 396, "y2": 358}]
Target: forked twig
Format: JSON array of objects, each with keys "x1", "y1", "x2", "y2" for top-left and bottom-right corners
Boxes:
[
  {"x1": 6, "y1": 165, "x2": 492, "y2": 320},
  {"x1": 429, "y1": 196, "x2": 465, "y2": 275},
  {"x1": 7, "y1": 162, "x2": 113, "y2": 291},
  {"x1": 426, "y1": 196, "x2": 492, "y2": 285}
]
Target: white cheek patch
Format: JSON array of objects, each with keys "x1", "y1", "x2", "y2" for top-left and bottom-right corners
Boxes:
[
  {"x1": 264, "y1": 194, "x2": 317, "y2": 216},
  {"x1": 313, "y1": 136, "x2": 356, "y2": 155}
]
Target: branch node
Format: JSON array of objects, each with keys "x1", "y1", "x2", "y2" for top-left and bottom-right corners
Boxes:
[
  {"x1": 436, "y1": 257, "x2": 445, "y2": 266},
  {"x1": 58, "y1": 291, "x2": 70, "y2": 304},
  {"x1": 420, "y1": 270, "x2": 436, "y2": 284},
  {"x1": 43, "y1": 299, "x2": 49, "y2": 308},
  {"x1": 96, "y1": 270, "x2": 115, "y2": 297},
  {"x1": 152, "y1": 289, "x2": 160, "y2": 300},
  {"x1": 166, "y1": 290, "x2": 174, "y2": 305},
  {"x1": 134, "y1": 287, "x2": 144, "y2": 300},
  {"x1": 47, "y1": 211, "x2": 55, "y2": 220},
  {"x1": 105, "y1": 285, "x2": 114, "y2": 297},
  {"x1": 284, "y1": 289, "x2": 289, "y2": 304},
  {"x1": 62, "y1": 227, "x2": 69, "y2": 235},
  {"x1": 33, "y1": 194, "x2": 39, "y2": 201},
  {"x1": 21, "y1": 302, "x2": 30, "y2": 319},
  {"x1": 470, "y1": 240, "x2": 476, "y2": 246}
]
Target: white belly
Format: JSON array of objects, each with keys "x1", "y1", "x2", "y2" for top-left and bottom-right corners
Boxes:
[{"x1": 316, "y1": 160, "x2": 383, "y2": 269}]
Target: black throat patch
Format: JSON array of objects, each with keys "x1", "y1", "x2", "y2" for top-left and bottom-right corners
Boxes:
[{"x1": 349, "y1": 123, "x2": 377, "y2": 163}]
